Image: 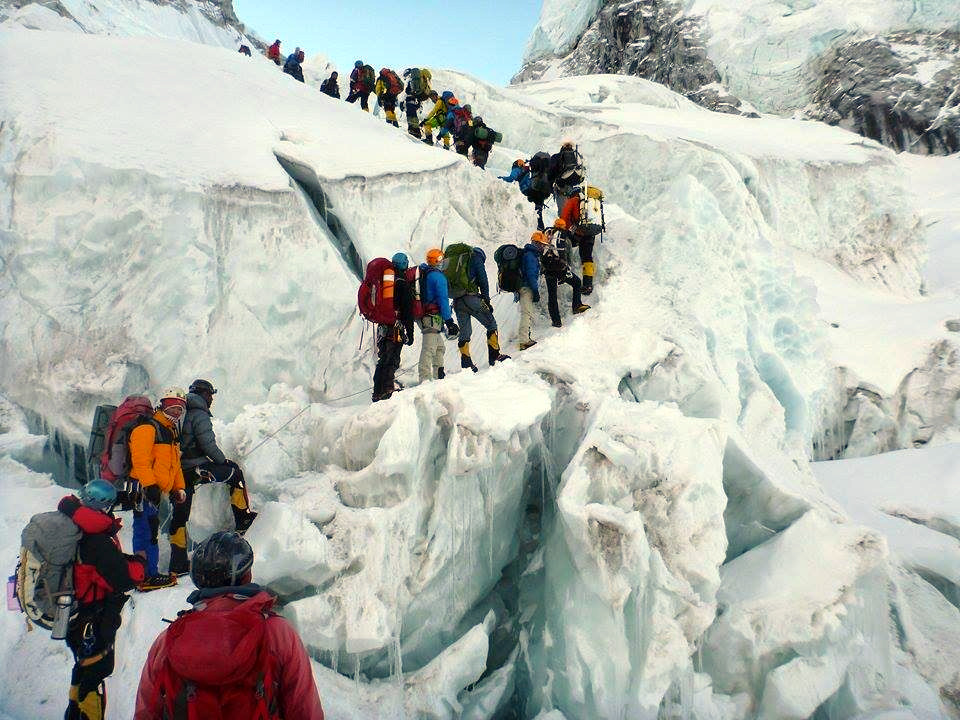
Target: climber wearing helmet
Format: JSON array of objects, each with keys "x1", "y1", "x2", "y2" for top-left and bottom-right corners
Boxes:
[
  {"x1": 347, "y1": 59, "x2": 374, "y2": 111},
  {"x1": 417, "y1": 249, "x2": 459, "y2": 382}
]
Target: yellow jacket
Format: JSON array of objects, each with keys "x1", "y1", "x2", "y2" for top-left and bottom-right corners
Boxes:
[
  {"x1": 374, "y1": 78, "x2": 386, "y2": 97},
  {"x1": 129, "y1": 411, "x2": 185, "y2": 493},
  {"x1": 423, "y1": 99, "x2": 447, "y2": 125}
]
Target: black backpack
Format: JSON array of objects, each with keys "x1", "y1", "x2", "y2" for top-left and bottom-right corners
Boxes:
[
  {"x1": 556, "y1": 146, "x2": 585, "y2": 187},
  {"x1": 494, "y1": 244, "x2": 523, "y2": 292},
  {"x1": 528, "y1": 152, "x2": 552, "y2": 196}
]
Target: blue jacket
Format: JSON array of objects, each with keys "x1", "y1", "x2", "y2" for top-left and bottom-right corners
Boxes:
[
  {"x1": 468, "y1": 248, "x2": 490, "y2": 299},
  {"x1": 499, "y1": 165, "x2": 532, "y2": 194},
  {"x1": 522, "y1": 244, "x2": 540, "y2": 292},
  {"x1": 420, "y1": 264, "x2": 452, "y2": 321},
  {"x1": 283, "y1": 54, "x2": 304, "y2": 82}
]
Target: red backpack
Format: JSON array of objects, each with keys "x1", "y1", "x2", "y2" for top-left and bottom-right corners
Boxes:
[
  {"x1": 358, "y1": 258, "x2": 399, "y2": 325},
  {"x1": 151, "y1": 592, "x2": 280, "y2": 720},
  {"x1": 407, "y1": 266, "x2": 440, "y2": 319},
  {"x1": 451, "y1": 106, "x2": 471, "y2": 135},
  {"x1": 379, "y1": 68, "x2": 402, "y2": 95},
  {"x1": 100, "y1": 395, "x2": 154, "y2": 483}
]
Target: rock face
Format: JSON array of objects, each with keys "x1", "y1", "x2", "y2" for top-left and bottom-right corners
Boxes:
[
  {"x1": 513, "y1": 0, "x2": 749, "y2": 115},
  {"x1": 807, "y1": 30, "x2": 960, "y2": 155}
]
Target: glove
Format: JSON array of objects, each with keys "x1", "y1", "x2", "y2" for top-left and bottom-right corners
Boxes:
[
  {"x1": 144, "y1": 484, "x2": 162, "y2": 507},
  {"x1": 532, "y1": 291, "x2": 541, "y2": 303},
  {"x1": 480, "y1": 294, "x2": 491, "y2": 307},
  {"x1": 444, "y1": 319, "x2": 459, "y2": 339},
  {"x1": 171, "y1": 489, "x2": 187, "y2": 505},
  {"x1": 513, "y1": 293, "x2": 520, "y2": 303},
  {"x1": 405, "y1": 323, "x2": 415, "y2": 346}
]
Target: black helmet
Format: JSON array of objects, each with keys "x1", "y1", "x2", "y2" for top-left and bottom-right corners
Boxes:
[
  {"x1": 190, "y1": 531, "x2": 254, "y2": 588},
  {"x1": 189, "y1": 378, "x2": 217, "y2": 395}
]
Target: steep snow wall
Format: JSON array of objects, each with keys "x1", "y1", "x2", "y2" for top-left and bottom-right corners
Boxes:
[{"x1": 2, "y1": 28, "x2": 959, "y2": 720}]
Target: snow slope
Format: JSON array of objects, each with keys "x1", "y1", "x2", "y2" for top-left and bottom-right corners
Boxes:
[{"x1": 1, "y1": 23, "x2": 960, "y2": 720}]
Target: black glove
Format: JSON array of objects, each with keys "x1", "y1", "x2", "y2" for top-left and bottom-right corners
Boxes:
[
  {"x1": 531, "y1": 290, "x2": 541, "y2": 303},
  {"x1": 480, "y1": 295, "x2": 491, "y2": 310},
  {"x1": 405, "y1": 323, "x2": 415, "y2": 346},
  {"x1": 444, "y1": 319, "x2": 459, "y2": 339},
  {"x1": 144, "y1": 484, "x2": 162, "y2": 507}
]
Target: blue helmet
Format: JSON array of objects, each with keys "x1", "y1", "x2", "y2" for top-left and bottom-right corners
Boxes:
[
  {"x1": 391, "y1": 252, "x2": 409, "y2": 271},
  {"x1": 355, "y1": 60, "x2": 363, "y2": 68},
  {"x1": 79, "y1": 480, "x2": 117, "y2": 512}
]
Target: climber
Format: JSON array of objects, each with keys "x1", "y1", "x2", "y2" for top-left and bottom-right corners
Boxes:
[
  {"x1": 346, "y1": 60, "x2": 374, "y2": 111},
  {"x1": 517, "y1": 232, "x2": 543, "y2": 350},
  {"x1": 238, "y1": 45, "x2": 251, "y2": 57},
  {"x1": 446, "y1": 245, "x2": 510, "y2": 369},
  {"x1": 58, "y1": 481, "x2": 146, "y2": 720},
  {"x1": 320, "y1": 71, "x2": 340, "y2": 98},
  {"x1": 421, "y1": 91, "x2": 453, "y2": 148},
  {"x1": 403, "y1": 67, "x2": 433, "y2": 138},
  {"x1": 372, "y1": 253, "x2": 415, "y2": 402},
  {"x1": 503, "y1": 155, "x2": 551, "y2": 230},
  {"x1": 170, "y1": 379, "x2": 257, "y2": 576},
  {"x1": 375, "y1": 67, "x2": 403, "y2": 127},
  {"x1": 559, "y1": 190, "x2": 600, "y2": 295},
  {"x1": 417, "y1": 249, "x2": 459, "y2": 382},
  {"x1": 266, "y1": 39, "x2": 282, "y2": 65},
  {"x1": 549, "y1": 141, "x2": 586, "y2": 214},
  {"x1": 449, "y1": 103, "x2": 473, "y2": 156},
  {"x1": 468, "y1": 116, "x2": 501, "y2": 169},
  {"x1": 129, "y1": 388, "x2": 188, "y2": 591},
  {"x1": 134, "y1": 532, "x2": 325, "y2": 719},
  {"x1": 540, "y1": 223, "x2": 590, "y2": 326},
  {"x1": 283, "y1": 47, "x2": 305, "y2": 83}
]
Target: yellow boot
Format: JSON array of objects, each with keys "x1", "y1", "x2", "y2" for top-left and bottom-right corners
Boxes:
[
  {"x1": 459, "y1": 343, "x2": 478, "y2": 372},
  {"x1": 582, "y1": 261, "x2": 595, "y2": 295},
  {"x1": 385, "y1": 109, "x2": 399, "y2": 127},
  {"x1": 487, "y1": 331, "x2": 510, "y2": 366}
]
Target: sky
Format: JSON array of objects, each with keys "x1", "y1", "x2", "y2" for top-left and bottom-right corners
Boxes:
[{"x1": 233, "y1": 0, "x2": 543, "y2": 86}]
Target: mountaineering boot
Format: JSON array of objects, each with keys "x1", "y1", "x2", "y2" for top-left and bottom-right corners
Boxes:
[
  {"x1": 519, "y1": 340, "x2": 537, "y2": 351},
  {"x1": 459, "y1": 342, "x2": 479, "y2": 373},
  {"x1": 68, "y1": 682, "x2": 106, "y2": 720},
  {"x1": 422, "y1": 134, "x2": 434, "y2": 145},
  {"x1": 582, "y1": 262, "x2": 595, "y2": 295},
  {"x1": 437, "y1": 367, "x2": 445, "y2": 379},
  {"x1": 372, "y1": 391, "x2": 392, "y2": 402},
  {"x1": 552, "y1": 320, "x2": 562, "y2": 328},
  {"x1": 138, "y1": 574, "x2": 177, "y2": 592},
  {"x1": 233, "y1": 507, "x2": 258, "y2": 535},
  {"x1": 486, "y1": 331, "x2": 509, "y2": 366},
  {"x1": 573, "y1": 304, "x2": 591, "y2": 314},
  {"x1": 168, "y1": 542, "x2": 190, "y2": 576}
]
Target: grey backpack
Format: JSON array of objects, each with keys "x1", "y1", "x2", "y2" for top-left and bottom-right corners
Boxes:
[{"x1": 17, "y1": 511, "x2": 81, "y2": 630}]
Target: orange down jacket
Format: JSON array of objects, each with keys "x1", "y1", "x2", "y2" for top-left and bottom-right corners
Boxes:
[{"x1": 129, "y1": 410, "x2": 185, "y2": 493}]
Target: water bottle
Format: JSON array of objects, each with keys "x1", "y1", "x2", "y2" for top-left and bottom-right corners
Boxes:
[
  {"x1": 6, "y1": 575, "x2": 19, "y2": 612},
  {"x1": 50, "y1": 594, "x2": 73, "y2": 640}
]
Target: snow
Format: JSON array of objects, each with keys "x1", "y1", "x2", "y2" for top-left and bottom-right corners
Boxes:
[{"x1": 1, "y1": 10, "x2": 960, "y2": 720}]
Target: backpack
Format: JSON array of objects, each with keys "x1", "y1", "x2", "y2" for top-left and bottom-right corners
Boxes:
[
  {"x1": 16, "y1": 511, "x2": 82, "y2": 631},
  {"x1": 405, "y1": 67, "x2": 431, "y2": 99},
  {"x1": 451, "y1": 107, "x2": 472, "y2": 136},
  {"x1": 493, "y1": 244, "x2": 523, "y2": 292},
  {"x1": 99, "y1": 396, "x2": 155, "y2": 485},
  {"x1": 150, "y1": 592, "x2": 281, "y2": 720},
  {"x1": 528, "y1": 151, "x2": 552, "y2": 197},
  {"x1": 361, "y1": 64, "x2": 376, "y2": 89},
  {"x1": 442, "y1": 244, "x2": 479, "y2": 298},
  {"x1": 358, "y1": 258, "x2": 399, "y2": 325},
  {"x1": 556, "y1": 145, "x2": 585, "y2": 187},
  {"x1": 379, "y1": 68, "x2": 402, "y2": 96},
  {"x1": 407, "y1": 266, "x2": 440, "y2": 319},
  {"x1": 579, "y1": 185, "x2": 605, "y2": 238}
]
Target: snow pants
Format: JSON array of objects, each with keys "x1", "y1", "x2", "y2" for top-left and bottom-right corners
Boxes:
[
  {"x1": 379, "y1": 92, "x2": 399, "y2": 126},
  {"x1": 518, "y1": 287, "x2": 536, "y2": 346},
  {"x1": 405, "y1": 96, "x2": 422, "y2": 137},
  {"x1": 472, "y1": 147, "x2": 490, "y2": 169},
  {"x1": 453, "y1": 294, "x2": 500, "y2": 364},
  {"x1": 346, "y1": 89, "x2": 370, "y2": 111},
  {"x1": 373, "y1": 325, "x2": 404, "y2": 400},
  {"x1": 132, "y1": 499, "x2": 160, "y2": 577},
  {"x1": 545, "y1": 271, "x2": 583, "y2": 326},
  {"x1": 65, "y1": 595, "x2": 126, "y2": 720},
  {"x1": 418, "y1": 315, "x2": 445, "y2": 382}
]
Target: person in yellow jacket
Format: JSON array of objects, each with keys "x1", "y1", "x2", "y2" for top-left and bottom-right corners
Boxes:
[
  {"x1": 374, "y1": 68, "x2": 401, "y2": 127},
  {"x1": 130, "y1": 388, "x2": 187, "y2": 590},
  {"x1": 420, "y1": 90, "x2": 452, "y2": 148}
]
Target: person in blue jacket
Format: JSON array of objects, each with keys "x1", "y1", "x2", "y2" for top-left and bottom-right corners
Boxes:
[
  {"x1": 501, "y1": 159, "x2": 547, "y2": 230},
  {"x1": 517, "y1": 233, "x2": 543, "y2": 350},
  {"x1": 418, "y1": 248, "x2": 459, "y2": 382},
  {"x1": 452, "y1": 247, "x2": 510, "y2": 371},
  {"x1": 283, "y1": 48, "x2": 305, "y2": 83}
]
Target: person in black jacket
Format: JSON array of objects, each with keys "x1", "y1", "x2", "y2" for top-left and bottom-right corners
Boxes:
[
  {"x1": 373, "y1": 253, "x2": 415, "y2": 402},
  {"x1": 169, "y1": 379, "x2": 257, "y2": 575},
  {"x1": 283, "y1": 48, "x2": 305, "y2": 83},
  {"x1": 60, "y1": 481, "x2": 146, "y2": 720},
  {"x1": 542, "y1": 222, "x2": 590, "y2": 327},
  {"x1": 320, "y1": 71, "x2": 340, "y2": 98}
]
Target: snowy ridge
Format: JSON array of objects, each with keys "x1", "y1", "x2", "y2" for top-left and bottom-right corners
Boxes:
[{"x1": 1, "y1": 23, "x2": 960, "y2": 720}]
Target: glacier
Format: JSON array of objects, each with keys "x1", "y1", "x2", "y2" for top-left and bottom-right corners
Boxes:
[{"x1": 1, "y1": 16, "x2": 960, "y2": 720}]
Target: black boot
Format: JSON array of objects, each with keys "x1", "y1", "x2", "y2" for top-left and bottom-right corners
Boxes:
[
  {"x1": 438, "y1": 367, "x2": 445, "y2": 379},
  {"x1": 461, "y1": 354, "x2": 478, "y2": 372}
]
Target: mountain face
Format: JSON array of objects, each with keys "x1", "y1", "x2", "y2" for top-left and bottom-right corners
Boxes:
[{"x1": 516, "y1": 0, "x2": 960, "y2": 154}]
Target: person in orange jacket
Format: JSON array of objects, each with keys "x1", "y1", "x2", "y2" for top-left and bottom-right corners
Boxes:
[
  {"x1": 129, "y1": 387, "x2": 187, "y2": 589},
  {"x1": 135, "y1": 532, "x2": 325, "y2": 720}
]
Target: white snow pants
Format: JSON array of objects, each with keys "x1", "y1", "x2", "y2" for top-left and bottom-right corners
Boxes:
[
  {"x1": 518, "y1": 287, "x2": 536, "y2": 346},
  {"x1": 418, "y1": 315, "x2": 445, "y2": 382}
]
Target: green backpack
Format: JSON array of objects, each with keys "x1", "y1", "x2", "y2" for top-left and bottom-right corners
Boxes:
[
  {"x1": 442, "y1": 243, "x2": 478, "y2": 298},
  {"x1": 362, "y1": 64, "x2": 376, "y2": 88}
]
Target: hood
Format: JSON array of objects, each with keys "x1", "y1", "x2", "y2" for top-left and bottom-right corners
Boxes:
[
  {"x1": 152, "y1": 409, "x2": 176, "y2": 428},
  {"x1": 168, "y1": 589, "x2": 277, "y2": 685},
  {"x1": 185, "y1": 392, "x2": 210, "y2": 413},
  {"x1": 59, "y1": 495, "x2": 120, "y2": 536}
]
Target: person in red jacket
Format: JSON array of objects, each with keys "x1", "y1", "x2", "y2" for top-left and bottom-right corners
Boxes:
[
  {"x1": 134, "y1": 531, "x2": 325, "y2": 720},
  {"x1": 267, "y1": 39, "x2": 282, "y2": 65},
  {"x1": 559, "y1": 191, "x2": 598, "y2": 295},
  {"x1": 61, "y1": 480, "x2": 146, "y2": 720}
]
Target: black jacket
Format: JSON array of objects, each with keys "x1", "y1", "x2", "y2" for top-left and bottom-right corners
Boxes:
[
  {"x1": 180, "y1": 392, "x2": 227, "y2": 468},
  {"x1": 394, "y1": 275, "x2": 415, "y2": 342},
  {"x1": 320, "y1": 76, "x2": 340, "y2": 98}
]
